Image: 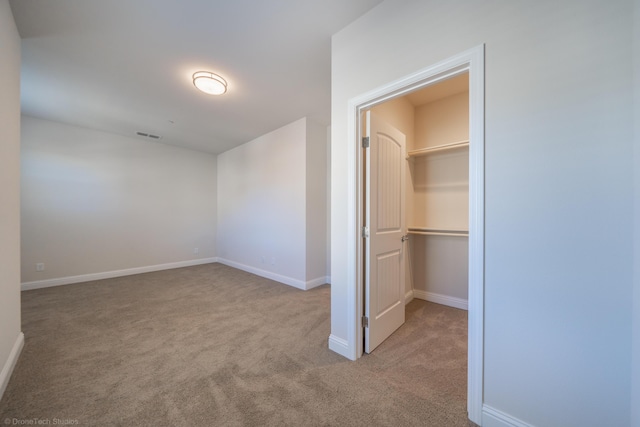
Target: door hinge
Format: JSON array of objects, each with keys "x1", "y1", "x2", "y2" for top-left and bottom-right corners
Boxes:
[
  {"x1": 361, "y1": 226, "x2": 369, "y2": 239},
  {"x1": 362, "y1": 316, "x2": 369, "y2": 328},
  {"x1": 362, "y1": 136, "x2": 370, "y2": 148}
]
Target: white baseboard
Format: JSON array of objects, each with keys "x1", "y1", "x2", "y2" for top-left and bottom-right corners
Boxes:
[
  {"x1": 0, "y1": 332, "x2": 24, "y2": 401},
  {"x1": 21, "y1": 258, "x2": 219, "y2": 291},
  {"x1": 405, "y1": 289, "x2": 414, "y2": 305},
  {"x1": 482, "y1": 405, "x2": 534, "y2": 427},
  {"x1": 305, "y1": 276, "x2": 331, "y2": 290},
  {"x1": 413, "y1": 289, "x2": 468, "y2": 310},
  {"x1": 216, "y1": 258, "x2": 329, "y2": 291},
  {"x1": 328, "y1": 334, "x2": 353, "y2": 360}
]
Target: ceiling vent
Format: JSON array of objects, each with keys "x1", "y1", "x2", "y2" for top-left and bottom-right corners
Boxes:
[{"x1": 136, "y1": 131, "x2": 162, "y2": 140}]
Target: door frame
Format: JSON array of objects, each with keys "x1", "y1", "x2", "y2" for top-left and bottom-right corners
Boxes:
[{"x1": 345, "y1": 45, "x2": 485, "y2": 423}]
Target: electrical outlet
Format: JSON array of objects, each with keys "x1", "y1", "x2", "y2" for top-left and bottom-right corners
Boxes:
[
  {"x1": 270, "y1": 257, "x2": 276, "y2": 265},
  {"x1": 193, "y1": 247, "x2": 199, "y2": 254},
  {"x1": 36, "y1": 263, "x2": 44, "y2": 272},
  {"x1": 261, "y1": 256, "x2": 265, "y2": 264}
]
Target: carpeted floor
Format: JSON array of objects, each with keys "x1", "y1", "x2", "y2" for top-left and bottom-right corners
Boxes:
[{"x1": 0, "y1": 263, "x2": 471, "y2": 426}]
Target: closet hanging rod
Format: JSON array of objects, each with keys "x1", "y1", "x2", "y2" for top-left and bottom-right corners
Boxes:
[
  {"x1": 408, "y1": 231, "x2": 469, "y2": 237},
  {"x1": 408, "y1": 227, "x2": 469, "y2": 237}
]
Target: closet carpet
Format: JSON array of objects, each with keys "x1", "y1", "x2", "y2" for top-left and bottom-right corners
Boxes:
[{"x1": 0, "y1": 263, "x2": 473, "y2": 426}]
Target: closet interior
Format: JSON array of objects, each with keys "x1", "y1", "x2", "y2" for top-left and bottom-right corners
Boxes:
[{"x1": 371, "y1": 72, "x2": 470, "y2": 310}]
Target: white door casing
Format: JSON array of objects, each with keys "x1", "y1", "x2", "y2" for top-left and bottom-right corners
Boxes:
[{"x1": 364, "y1": 111, "x2": 406, "y2": 353}]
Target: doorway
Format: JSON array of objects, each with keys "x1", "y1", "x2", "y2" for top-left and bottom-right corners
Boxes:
[
  {"x1": 363, "y1": 71, "x2": 469, "y2": 353},
  {"x1": 347, "y1": 46, "x2": 485, "y2": 423}
]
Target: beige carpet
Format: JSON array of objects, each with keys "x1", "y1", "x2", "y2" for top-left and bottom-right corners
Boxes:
[{"x1": 0, "y1": 263, "x2": 472, "y2": 426}]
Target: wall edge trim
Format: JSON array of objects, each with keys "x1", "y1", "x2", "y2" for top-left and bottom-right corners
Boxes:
[
  {"x1": 482, "y1": 404, "x2": 534, "y2": 427},
  {"x1": 21, "y1": 258, "x2": 218, "y2": 291},
  {"x1": 413, "y1": 290, "x2": 468, "y2": 310},
  {"x1": 405, "y1": 289, "x2": 414, "y2": 305},
  {"x1": 0, "y1": 332, "x2": 24, "y2": 401},
  {"x1": 305, "y1": 276, "x2": 330, "y2": 290},
  {"x1": 216, "y1": 258, "x2": 308, "y2": 290},
  {"x1": 328, "y1": 334, "x2": 353, "y2": 360}
]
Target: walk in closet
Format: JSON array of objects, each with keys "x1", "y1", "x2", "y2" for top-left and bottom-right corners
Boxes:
[{"x1": 371, "y1": 72, "x2": 469, "y2": 310}]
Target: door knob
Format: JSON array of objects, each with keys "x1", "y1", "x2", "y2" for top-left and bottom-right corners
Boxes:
[{"x1": 401, "y1": 235, "x2": 409, "y2": 242}]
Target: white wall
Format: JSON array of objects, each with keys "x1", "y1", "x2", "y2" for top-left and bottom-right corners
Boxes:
[
  {"x1": 326, "y1": 126, "x2": 332, "y2": 279},
  {"x1": 331, "y1": 1, "x2": 634, "y2": 426},
  {"x1": 21, "y1": 116, "x2": 217, "y2": 285},
  {"x1": 415, "y1": 91, "x2": 469, "y2": 148},
  {"x1": 410, "y1": 236, "x2": 468, "y2": 301},
  {"x1": 306, "y1": 119, "x2": 328, "y2": 281},
  {"x1": 633, "y1": 0, "x2": 640, "y2": 424},
  {"x1": 0, "y1": 0, "x2": 23, "y2": 399},
  {"x1": 217, "y1": 117, "x2": 328, "y2": 289}
]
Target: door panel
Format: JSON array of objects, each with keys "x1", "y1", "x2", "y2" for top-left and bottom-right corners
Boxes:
[
  {"x1": 376, "y1": 250, "x2": 401, "y2": 315},
  {"x1": 376, "y1": 133, "x2": 402, "y2": 231},
  {"x1": 365, "y1": 111, "x2": 406, "y2": 353}
]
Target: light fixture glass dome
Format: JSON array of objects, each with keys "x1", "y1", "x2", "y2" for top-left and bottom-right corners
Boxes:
[{"x1": 193, "y1": 71, "x2": 227, "y2": 95}]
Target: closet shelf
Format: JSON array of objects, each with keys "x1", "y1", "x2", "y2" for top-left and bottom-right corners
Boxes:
[
  {"x1": 408, "y1": 227, "x2": 468, "y2": 237},
  {"x1": 407, "y1": 140, "x2": 469, "y2": 158}
]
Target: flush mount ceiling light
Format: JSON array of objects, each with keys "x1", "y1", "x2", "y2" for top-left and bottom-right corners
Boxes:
[{"x1": 192, "y1": 71, "x2": 227, "y2": 95}]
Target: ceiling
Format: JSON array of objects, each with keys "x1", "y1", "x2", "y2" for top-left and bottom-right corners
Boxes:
[
  {"x1": 9, "y1": 0, "x2": 383, "y2": 154},
  {"x1": 405, "y1": 72, "x2": 469, "y2": 107}
]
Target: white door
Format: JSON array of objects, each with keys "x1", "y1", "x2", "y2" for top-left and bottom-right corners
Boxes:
[{"x1": 364, "y1": 111, "x2": 407, "y2": 353}]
